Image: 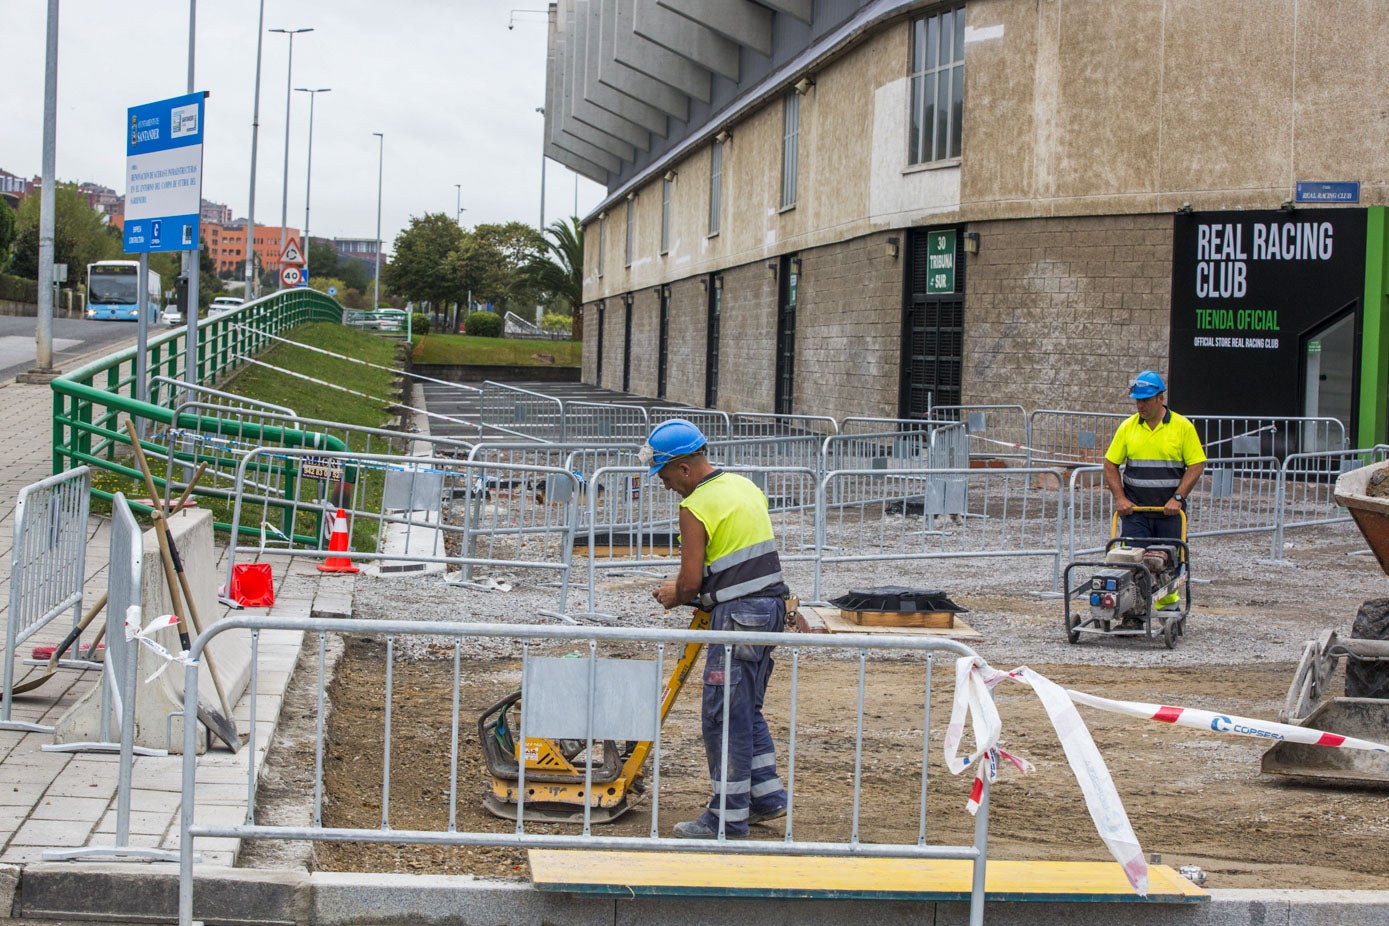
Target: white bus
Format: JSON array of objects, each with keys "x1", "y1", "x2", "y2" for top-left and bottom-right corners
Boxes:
[{"x1": 85, "y1": 260, "x2": 161, "y2": 322}]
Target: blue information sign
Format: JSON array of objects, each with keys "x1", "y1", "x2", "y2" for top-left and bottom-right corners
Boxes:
[
  {"x1": 1294, "y1": 181, "x2": 1360, "y2": 205},
  {"x1": 123, "y1": 92, "x2": 206, "y2": 253}
]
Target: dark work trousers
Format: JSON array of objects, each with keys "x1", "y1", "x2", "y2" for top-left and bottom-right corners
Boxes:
[
  {"x1": 696, "y1": 596, "x2": 788, "y2": 836},
  {"x1": 1119, "y1": 509, "x2": 1184, "y2": 542}
]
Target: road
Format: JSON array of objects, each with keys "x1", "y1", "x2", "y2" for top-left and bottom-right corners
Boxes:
[{"x1": 0, "y1": 315, "x2": 148, "y2": 381}]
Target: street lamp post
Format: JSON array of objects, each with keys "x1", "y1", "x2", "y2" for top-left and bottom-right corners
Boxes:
[
  {"x1": 296, "y1": 87, "x2": 330, "y2": 283},
  {"x1": 373, "y1": 132, "x2": 384, "y2": 310},
  {"x1": 33, "y1": 0, "x2": 59, "y2": 377},
  {"x1": 243, "y1": 0, "x2": 267, "y2": 299},
  {"x1": 535, "y1": 106, "x2": 546, "y2": 230},
  {"x1": 270, "y1": 26, "x2": 313, "y2": 279},
  {"x1": 455, "y1": 183, "x2": 466, "y2": 225}
]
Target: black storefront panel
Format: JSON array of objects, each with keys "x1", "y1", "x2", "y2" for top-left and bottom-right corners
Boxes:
[{"x1": 1169, "y1": 209, "x2": 1365, "y2": 418}]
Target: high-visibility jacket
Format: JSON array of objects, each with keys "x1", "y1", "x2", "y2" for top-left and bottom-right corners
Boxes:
[
  {"x1": 1104, "y1": 409, "x2": 1206, "y2": 507},
  {"x1": 680, "y1": 471, "x2": 789, "y2": 609}
]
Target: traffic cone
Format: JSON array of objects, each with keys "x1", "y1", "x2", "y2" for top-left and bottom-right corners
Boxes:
[{"x1": 318, "y1": 508, "x2": 359, "y2": 574}]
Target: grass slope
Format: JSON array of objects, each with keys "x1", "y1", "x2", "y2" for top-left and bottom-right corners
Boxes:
[{"x1": 412, "y1": 333, "x2": 580, "y2": 366}]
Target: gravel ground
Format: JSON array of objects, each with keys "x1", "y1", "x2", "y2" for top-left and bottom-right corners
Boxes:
[{"x1": 348, "y1": 519, "x2": 1387, "y2": 669}]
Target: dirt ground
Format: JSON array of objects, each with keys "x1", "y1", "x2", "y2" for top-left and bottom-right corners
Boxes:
[
  {"x1": 271, "y1": 640, "x2": 1386, "y2": 890},
  {"x1": 234, "y1": 520, "x2": 1389, "y2": 892}
]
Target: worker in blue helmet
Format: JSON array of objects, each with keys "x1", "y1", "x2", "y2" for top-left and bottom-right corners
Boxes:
[
  {"x1": 1103, "y1": 370, "x2": 1206, "y2": 544},
  {"x1": 641, "y1": 418, "x2": 791, "y2": 840}
]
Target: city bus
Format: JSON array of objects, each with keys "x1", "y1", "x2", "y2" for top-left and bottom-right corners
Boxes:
[{"x1": 85, "y1": 260, "x2": 161, "y2": 322}]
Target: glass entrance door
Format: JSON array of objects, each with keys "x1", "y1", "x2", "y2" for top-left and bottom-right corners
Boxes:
[{"x1": 1302, "y1": 308, "x2": 1356, "y2": 450}]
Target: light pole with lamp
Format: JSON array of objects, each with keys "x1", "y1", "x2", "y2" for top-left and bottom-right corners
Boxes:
[
  {"x1": 295, "y1": 87, "x2": 330, "y2": 284},
  {"x1": 243, "y1": 0, "x2": 267, "y2": 299},
  {"x1": 373, "y1": 132, "x2": 384, "y2": 310},
  {"x1": 535, "y1": 106, "x2": 546, "y2": 230},
  {"x1": 270, "y1": 26, "x2": 313, "y2": 275},
  {"x1": 455, "y1": 184, "x2": 466, "y2": 225}
]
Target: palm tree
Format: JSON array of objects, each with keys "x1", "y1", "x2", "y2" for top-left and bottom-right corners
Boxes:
[{"x1": 527, "y1": 217, "x2": 583, "y2": 312}]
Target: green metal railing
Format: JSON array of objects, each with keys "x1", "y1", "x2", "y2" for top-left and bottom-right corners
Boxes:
[{"x1": 51, "y1": 288, "x2": 348, "y2": 537}]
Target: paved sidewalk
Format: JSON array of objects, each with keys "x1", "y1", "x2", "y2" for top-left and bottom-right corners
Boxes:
[{"x1": 0, "y1": 367, "x2": 346, "y2": 916}]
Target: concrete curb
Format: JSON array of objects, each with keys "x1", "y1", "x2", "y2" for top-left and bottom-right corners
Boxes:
[{"x1": 13, "y1": 864, "x2": 1389, "y2": 926}]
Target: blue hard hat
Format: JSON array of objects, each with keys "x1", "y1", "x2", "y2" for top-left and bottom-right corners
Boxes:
[
  {"x1": 1129, "y1": 370, "x2": 1166, "y2": 399},
  {"x1": 642, "y1": 418, "x2": 707, "y2": 476}
]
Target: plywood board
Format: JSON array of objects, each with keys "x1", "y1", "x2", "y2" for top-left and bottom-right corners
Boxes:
[{"x1": 807, "y1": 606, "x2": 982, "y2": 640}]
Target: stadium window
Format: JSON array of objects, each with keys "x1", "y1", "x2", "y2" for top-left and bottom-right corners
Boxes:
[{"x1": 908, "y1": 4, "x2": 965, "y2": 165}]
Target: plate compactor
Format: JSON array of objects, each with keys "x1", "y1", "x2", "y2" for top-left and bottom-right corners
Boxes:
[
  {"x1": 480, "y1": 604, "x2": 791, "y2": 823},
  {"x1": 1063, "y1": 508, "x2": 1190, "y2": 649}
]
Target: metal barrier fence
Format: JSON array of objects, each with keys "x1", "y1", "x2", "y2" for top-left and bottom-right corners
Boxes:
[
  {"x1": 2, "y1": 468, "x2": 93, "y2": 733},
  {"x1": 1273, "y1": 446, "x2": 1389, "y2": 558},
  {"x1": 43, "y1": 492, "x2": 180, "y2": 862},
  {"x1": 178, "y1": 614, "x2": 993, "y2": 926},
  {"x1": 816, "y1": 466, "x2": 1067, "y2": 601},
  {"x1": 575, "y1": 465, "x2": 820, "y2": 620},
  {"x1": 564, "y1": 400, "x2": 650, "y2": 442},
  {"x1": 148, "y1": 377, "x2": 296, "y2": 416},
  {"x1": 160, "y1": 401, "x2": 475, "y2": 516},
  {"x1": 730, "y1": 412, "x2": 838, "y2": 440},
  {"x1": 1191, "y1": 414, "x2": 1348, "y2": 458},
  {"x1": 931, "y1": 405, "x2": 1030, "y2": 462},
  {"x1": 226, "y1": 448, "x2": 580, "y2": 619},
  {"x1": 822, "y1": 422, "x2": 968, "y2": 474},
  {"x1": 479, "y1": 381, "x2": 565, "y2": 441},
  {"x1": 1026, "y1": 410, "x2": 1127, "y2": 468},
  {"x1": 653, "y1": 406, "x2": 731, "y2": 440},
  {"x1": 51, "y1": 288, "x2": 344, "y2": 500}
]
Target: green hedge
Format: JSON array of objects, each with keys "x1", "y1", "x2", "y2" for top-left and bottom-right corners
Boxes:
[
  {"x1": 464, "y1": 311, "x2": 503, "y2": 338},
  {"x1": 411, "y1": 312, "x2": 430, "y2": 335},
  {"x1": 0, "y1": 273, "x2": 38, "y2": 303}
]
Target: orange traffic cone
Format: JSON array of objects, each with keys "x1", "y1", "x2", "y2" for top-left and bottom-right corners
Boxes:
[{"x1": 318, "y1": 508, "x2": 359, "y2": 574}]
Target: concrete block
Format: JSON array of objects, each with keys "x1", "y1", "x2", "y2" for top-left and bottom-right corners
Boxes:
[
  {"x1": 19, "y1": 862, "x2": 308, "y2": 925},
  {"x1": 0, "y1": 863, "x2": 17, "y2": 918},
  {"x1": 51, "y1": 509, "x2": 252, "y2": 754},
  {"x1": 311, "y1": 872, "x2": 611, "y2": 926}
]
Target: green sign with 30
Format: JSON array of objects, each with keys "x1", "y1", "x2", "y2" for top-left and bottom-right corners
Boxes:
[{"x1": 926, "y1": 230, "x2": 956, "y2": 295}]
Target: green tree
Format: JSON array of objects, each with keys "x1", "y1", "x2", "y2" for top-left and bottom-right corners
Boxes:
[
  {"x1": 0, "y1": 199, "x2": 17, "y2": 271},
  {"x1": 382, "y1": 212, "x2": 465, "y2": 309},
  {"x1": 308, "y1": 238, "x2": 340, "y2": 281},
  {"x1": 472, "y1": 221, "x2": 546, "y2": 312},
  {"x1": 526, "y1": 217, "x2": 583, "y2": 313},
  {"x1": 10, "y1": 184, "x2": 121, "y2": 279},
  {"x1": 338, "y1": 258, "x2": 371, "y2": 292}
]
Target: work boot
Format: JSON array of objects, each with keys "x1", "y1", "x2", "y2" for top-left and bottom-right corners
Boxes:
[
  {"x1": 673, "y1": 818, "x2": 748, "y2": 839},
  {"x1": 749, "y1": 803, "x2": 787, "y2": 825}
]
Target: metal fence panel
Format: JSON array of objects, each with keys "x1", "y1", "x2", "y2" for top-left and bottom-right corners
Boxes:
[
  {"x1": 479, "y1": 382, "x2": 564, "y2": 441},
  {"x1": 1190, "y1": 415, "x2": 1347, "y2": 459},
  {"x1": 2, "y1": 467, "x2": 92, "y2": 732},
  {"x1": 730, "y1": 412, "x2": 838, "y2": 440},
  {"x1": 562, "y1": 401, "x2": 650, "y2": 442},
  {"x1": 226, "y1": 449, "x2": 580, "y2": 619},
  {"x1": 1026, "y1": 410, "x2": 1127, "y2": 468},
  {"x1": 817, "y1": 467, "x2": 1066, "y2": 600},
  {"x1": 179, "y1": 613, "x2": 992, "y2": 926},
  {"x1": 652, "y1": 407, "x2": 731, "y2": 440},
  {"x1": 930, "y1": 405, "x2": 1030, "y2": 462},
  {"x1": 1273, "y1": 446, "x2": 1389, "y2": 558}
]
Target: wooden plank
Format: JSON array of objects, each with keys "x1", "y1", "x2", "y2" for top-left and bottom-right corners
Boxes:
[
  {"x1": 841, "y1": 609, "x2": 955, "y2": 628},
  {"x1": 808, "y1": 606, "x2": 983, "y2": 640},
  {"x1": 528, "y1": 850, "x2": 1208, "y2": 903}
]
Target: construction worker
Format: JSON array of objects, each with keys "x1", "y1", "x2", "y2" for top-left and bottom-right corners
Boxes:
[
  {"x1": 643, "y1": 418, "x2": 790, "y2": 839},
  {"x1": 1103, "y1": 369, "x2": 1206, "y2": 542}
]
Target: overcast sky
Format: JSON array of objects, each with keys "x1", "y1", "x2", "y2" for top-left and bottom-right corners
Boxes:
[{"x1": 2, "y1": 1, "x2": 607, "y2": 252}]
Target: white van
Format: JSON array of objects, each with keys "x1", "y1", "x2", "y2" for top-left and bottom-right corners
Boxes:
[{"x1": 209, "y1": 296, "x2": 244, "y2": 314}]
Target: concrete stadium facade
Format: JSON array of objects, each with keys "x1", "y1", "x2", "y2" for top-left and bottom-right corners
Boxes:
[{"x1": 549, "y1": 0, "x2": 1389, "y2": 445}]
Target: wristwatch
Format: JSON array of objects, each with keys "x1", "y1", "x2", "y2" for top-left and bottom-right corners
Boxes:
[{"x1": 1173, "y1": 493, "x2": 1185, "y2": 503}]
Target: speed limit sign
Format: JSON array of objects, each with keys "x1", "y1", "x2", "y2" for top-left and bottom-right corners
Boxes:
[{"x1": 280, "y1": 265, "x2": 302, "y2": 287}]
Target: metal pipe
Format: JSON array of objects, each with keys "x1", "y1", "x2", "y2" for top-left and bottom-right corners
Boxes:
[
  {"x1": 244, "y1": 0, "x2": 267, "y2": 299},
  {"x1": 373, "y1": 132, "x2": 384, "y2": 309}
]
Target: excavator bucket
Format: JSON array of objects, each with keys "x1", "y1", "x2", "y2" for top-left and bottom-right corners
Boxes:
[{"x1": 1261, "y1": 698, "x2": 1389, "y2": 786}]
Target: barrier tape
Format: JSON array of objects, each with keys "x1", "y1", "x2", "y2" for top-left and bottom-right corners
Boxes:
[
  {"x1": 126, "y1": 612, "x2": 198, "y2": 683},
  {"x1": 236, "y1": 324, "x2": 482, "y2": 394},
  {"x1": 947, "y1": 660, "x2": 1389, "y2": 896}
]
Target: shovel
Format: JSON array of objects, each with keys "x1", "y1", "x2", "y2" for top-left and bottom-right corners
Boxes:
[
  {"x1": 124, "y1": 421, "x2": 240, "y2": 751},
  {"x1": 11, "y1": 594, "x2": 108, "y2": 695}
]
